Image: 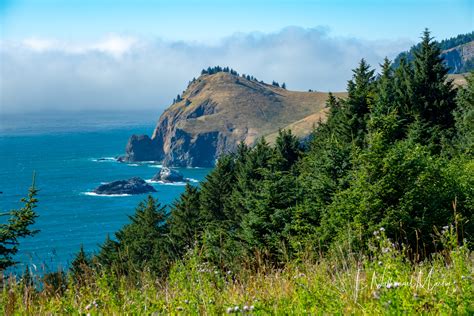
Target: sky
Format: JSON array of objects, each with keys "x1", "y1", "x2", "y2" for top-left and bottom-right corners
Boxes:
[{"x1": 0, "y1": 0, "x2": 473, "y2": 114}]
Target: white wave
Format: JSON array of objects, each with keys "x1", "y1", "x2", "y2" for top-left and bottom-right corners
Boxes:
[
  {"x1": 148, "y1": 164, "x2": 163, "y2": 168},
  {"x1": 91, "y1": 157, "x2": 117, "y2": 162},
  {"x1": 145, "y1": 179, "x2": 187, "y2": 186},
  {"x1": 186, "y1": 178, "x2": 199, "y2": 183},
  {"x1": 83, "y1": 192, "x2": 131, "y2": 197},
  {"x1": 127, "y1": 164, "x2": 139, "y2": 167}
]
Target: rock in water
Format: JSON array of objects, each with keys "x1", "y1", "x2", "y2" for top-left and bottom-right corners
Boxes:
[
  {"x1": 93, "y1": 177, "x2": 156, "y2": 195},
  {"x1": 152, "y1": 167, "x2": 185, "y2": 183}
]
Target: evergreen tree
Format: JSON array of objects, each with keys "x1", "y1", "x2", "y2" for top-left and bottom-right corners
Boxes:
[
  {"x1": 345, "y1": 58, "x2": 376, "y2": 146},
  {"x1": 98, "y1": 196, "x2": 171, "y2": 276},
  {"x1": 70, "y1": 245, "x2": 91, "y2": 285},
  {"x1": 411, "y1": 29, "x2": 457, "y2": 133},
  {"x1": 168, "y1": 184, "x2": 201, "y2": 255},
  {"x1": 272, "y1": 129, "x2": 301, "y2": 172},
  {"x1": 199, "y1": 155, "x2": 236, "y2": 224},
  {"x1": 0, "y1": 179, "x2": 40, "y2": 271}
]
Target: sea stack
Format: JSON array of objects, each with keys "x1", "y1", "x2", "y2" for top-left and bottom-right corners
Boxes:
[
  {"x1": 152, "y1": 167, "x2": 185, "y2": 183},
  {"x1": 93, "y1": 177, "x2": 157, "y2": 195}
]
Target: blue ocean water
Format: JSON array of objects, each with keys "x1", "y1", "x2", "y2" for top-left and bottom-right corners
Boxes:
[{"x1": 0, "y1": 112, "x2": 210, "y2": 274}]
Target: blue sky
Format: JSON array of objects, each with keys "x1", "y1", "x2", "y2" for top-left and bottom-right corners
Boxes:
[
  {"x1": 1, "y1": 0, "x2": 472, "y2": 42},
  {"x1": 0, "y1": 0, "x2": 472, "y2": 113}
]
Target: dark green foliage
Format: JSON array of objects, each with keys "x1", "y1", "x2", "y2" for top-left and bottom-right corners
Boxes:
[
  {"x1": 411, "y1": 30, "x2": 457, "y2": 132},
  {"x1": 199, "y1": 155, "x2": 236, "y2": 224},
  {"x1": 97, "y1": 196, "x2": 171, "y2": 276},
  {"x1": 0, "y1": 179, "x2": 39, "y2": 271},
  {"x1": 201, "y1": 66, "x2": 239, "y2": 76},
  {"x1": 345, "y1": 58, "x2": 376, "y2": 146},
  {"x1": 70, "y1": 245, "x2": 91, "y2": 284},
  {"x1": 454, "y1": 72, "x2": 474, "y2": 154},
  {"x1": 92, "y1": 30, "x2": 472, "y2": 278},
  {"x1": 168, "y1": 184, "x2": 201, "y2": 255}
]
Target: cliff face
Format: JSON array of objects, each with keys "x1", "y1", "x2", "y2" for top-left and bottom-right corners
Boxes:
[
  {"x1": 121, "y1": 72, "x2": 345, "y2": 167},
  {"x1": 442, "y1": 41, "x2": 474, "y2": 74}
]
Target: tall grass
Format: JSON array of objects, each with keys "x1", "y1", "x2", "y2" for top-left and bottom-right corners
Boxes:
[{"x1": 1, "y1": 228, "x2": 473, "y2": 315}]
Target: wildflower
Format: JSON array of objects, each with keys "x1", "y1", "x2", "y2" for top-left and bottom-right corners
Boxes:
[
  {"x1": 393, "y1": 282, "x2": 400, "y2": 288},
  {"x1": 243, "y1": 305, "x2": 250, "y2": 311},
  {"x1": 382, "y1": 247, "x2": 390, "y2": 253},
  {"x1": 372, "y1": 291, "x2": 380, "y2": 299},
  {"x1": 227, "y1": 270, "x2": 232, "y2": 275},
  {"x1": 234, "y1": 306, "x2": 240, "y2": 312},
  {"x1": 226, "y1": 307, "x2": 233, "y2": 314},
  {"x1": 378, "y1": 261, "x2": 383, "y2": 266},
  {"x1": 176, "y1": 306, "x2": 184, "y2": 311},
  {"x1": 379, "y1": 227, "x2": 385, "y2": 232},
  {"x1": 85, "y1": 304, "x2": 92, "y2": 311},
  {"x1": 373, "y1": 230, "x2": 379, "y2": 236},
  {"x1": 209, "y1": 299, "x2": 214, "y2": 304},
  {"x1": 184, "y1": 299, "x2": 189, "y2": 304},
  {"x1": 442, "y1": 225, "x2": 449, "y2": 230},
  {"x1": 250, "y1": 305, "x2": 255, "y2": 311},
  {"x1": 299, "y1": 273, "x2": 306, "y2": 278},
  {"x1": 386, "y1": 283, "x2": 392, "y2": 289}
]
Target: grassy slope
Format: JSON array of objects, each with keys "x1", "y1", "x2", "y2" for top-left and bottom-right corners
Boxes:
[
  {"x1": 2, "y1": 231, "x2": 472, "y2": 314},
  {"x1": 162, "y1": 72, "x2": 346, "y2": 145},
  {"x1": 449, "y1": 73, "x2": 469, "y2": 87}
]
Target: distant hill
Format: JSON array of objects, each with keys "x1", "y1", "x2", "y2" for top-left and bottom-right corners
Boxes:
[
  {"x1": 120, "y1": 69, "x2": 345, "y2": 167},
  {"x1": 394, "y1": 32, "x2": 474, "y2": 73}
]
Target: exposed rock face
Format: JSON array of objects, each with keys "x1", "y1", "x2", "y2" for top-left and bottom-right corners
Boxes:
[
  {"x1": 152, "y1": 167, "x2": 185, "y2": 183},
  {"x1": 118, "y1": 135, "x2": 163, "y2": 162},
  {"x1": 121, "y1": 71, "x2": 345, "y2": 167},
  {"x1": 443, "y1": 41, "x2": 474, "y2": 73},
  {"x1": 93, "y1": 177, "x2": 156, "y2": 195}
]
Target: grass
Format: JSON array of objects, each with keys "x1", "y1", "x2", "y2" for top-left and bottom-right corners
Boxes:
[{"x1": 1, "y1": 228, "x2": 473, "y2": 315}]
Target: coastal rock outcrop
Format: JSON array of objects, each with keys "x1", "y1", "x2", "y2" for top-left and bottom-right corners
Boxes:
[
  {"x1": 120, "y1": 70, "x2": 345, "y2": 167},
  {"x1": 93, "y1": 177, "x2": 156, "y2": 195},
  {"x1": 152, "y1": 167, "x2": 185, "y2": 183}
]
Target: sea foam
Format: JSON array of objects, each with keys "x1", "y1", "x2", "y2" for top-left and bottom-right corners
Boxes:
[{"x1": 83, "y1": 192, "x2": 131, "y2": 197}]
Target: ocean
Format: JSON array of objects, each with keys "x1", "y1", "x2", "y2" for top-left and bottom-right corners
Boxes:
[{"x1": 0, "y1": 111, "x2": 210, "y2": 274}]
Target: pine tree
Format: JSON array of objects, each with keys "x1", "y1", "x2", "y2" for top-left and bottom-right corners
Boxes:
[
  {"x1": 168, "y1": 184, "x2": 201, "y2": 254},
  {"x1": 411, "y1": 29, "x2": 457, "y2": 131},
  {"x1": 272, "y1": 129, "x2": 301, "y2": 172},
  {"x1": 0, "y1": 179, "x2": 40, "y2": 271},
  {"x1": 70, "y1": 245, "x2": 91, "y2": 285},
  {"x1": 345, "y1": 58, "x2": 376, "y2": 146},
  {"x1": 199, "y1": 155, "x2": 236, "y2": 224},
  {"x1": 98, "y1": 196, "x2": 171, "y2": 275},
  {"x1": 368, "y1": 58, "x2": 403, "y2": 144}
]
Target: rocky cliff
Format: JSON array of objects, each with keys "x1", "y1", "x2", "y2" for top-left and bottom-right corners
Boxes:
[{"x1": 120, "y1": 71, "x2": 345, "y2": 167}]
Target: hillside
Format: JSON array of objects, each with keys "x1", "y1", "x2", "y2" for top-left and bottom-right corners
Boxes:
[
  {"x1": 394, "y1": 31, "x2": 474, "y2": 73},
  {"x1": 121, "y1": 71, "x2": 345, "y2": 167}
]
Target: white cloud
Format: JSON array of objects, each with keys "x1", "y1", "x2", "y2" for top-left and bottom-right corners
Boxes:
[{"x1": 0, "y1": 27, "x2": 413, "y2": 114}]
